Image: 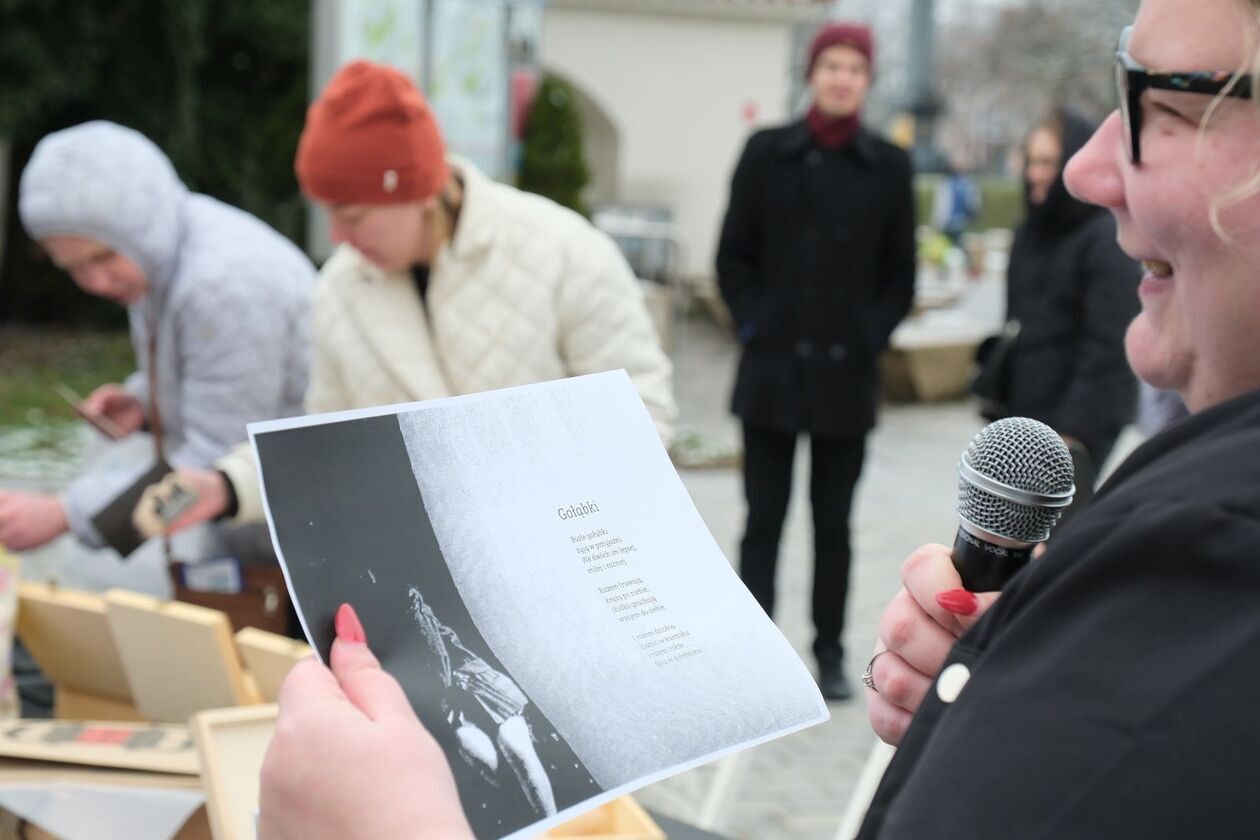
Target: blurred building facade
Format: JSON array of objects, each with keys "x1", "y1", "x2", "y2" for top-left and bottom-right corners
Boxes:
[
  {"x1": 309, "y1": 0, "x2": 831, "y2": 283},
  {"x1": 542, "y1": 0, "x2": 829, "y2": 284},
  {"x1": 309, "y1": 0, "x2": 548, "y2": 260}
]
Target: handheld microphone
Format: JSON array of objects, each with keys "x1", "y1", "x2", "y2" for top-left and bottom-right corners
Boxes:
[{"x1": 953, "y1": 417, "x2": 1075, "y2": 592}]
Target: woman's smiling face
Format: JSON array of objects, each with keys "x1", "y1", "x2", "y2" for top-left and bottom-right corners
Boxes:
[{"x1": 1065, "y1": 0, "x2": 1260, "y2": 411}]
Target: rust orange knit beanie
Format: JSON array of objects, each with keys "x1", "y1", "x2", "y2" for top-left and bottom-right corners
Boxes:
[{"x1": 295, "y1": 60, "x2": 448, "y2": 204}]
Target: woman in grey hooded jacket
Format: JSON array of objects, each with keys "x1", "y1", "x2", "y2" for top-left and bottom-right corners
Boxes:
[{"x1": 0, "y1": 121, "x2": 313, "y2": 553}]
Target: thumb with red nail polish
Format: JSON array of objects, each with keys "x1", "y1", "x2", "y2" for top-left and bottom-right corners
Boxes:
[
  {"x1": 334, "y1": 602, "x2": 367, "y2": 645},
  {"x1": 937, "y1": 588, "x2": 979, "y2": 616},
  {"x1": 258, "y1": 601, "x2": 473, "y2": 840}
]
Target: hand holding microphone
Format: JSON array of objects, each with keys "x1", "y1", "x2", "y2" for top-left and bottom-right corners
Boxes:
[
  {"x1": 953, "y1": 417, "x2": 1075, "y2": 592},
  {"x1": 867, "y1": 417, "x2": 1075, "y2": 745}
]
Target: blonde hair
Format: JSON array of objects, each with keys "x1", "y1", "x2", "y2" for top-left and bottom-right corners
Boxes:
[{"x1": 1205, "y1": 1, "x2": 1260, "y2": 239}]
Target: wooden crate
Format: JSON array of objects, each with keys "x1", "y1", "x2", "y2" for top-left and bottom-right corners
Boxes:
[
  {"x1": 16, "y1": 582, "x2": 143, "y2": 720},
  {"x1": 192, "y1": 704, "x2": 278, "y2": 840},
  {"x1": 233, "y1": 628, "x2": 311, "y2": 703},
  {"x1": 104, "y1": 589, "x2": 256, "y2": 723},
  {"x1": 545, "y1": 796, "x2": 665, "y2": 839}
]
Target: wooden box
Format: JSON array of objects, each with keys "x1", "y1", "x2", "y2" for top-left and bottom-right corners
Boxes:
[
  {"x1": 0, "y1": 719, "x2": 208, "y2": 840},
  {"x1": 192, "y1": 704, "x2": 278, "y2": 840},
  {"x1": 545, "y1": 796, "x2": 665, "y2": 839},
  {"x1": 232, "y1": 628, "x2": 310, "y2": 704},
  {"x1": 103, "y1": 589, "x2": 256, "y2": 723},
  {"x1": 16, "y1": 583, "x2": 143, "y2": 721}
]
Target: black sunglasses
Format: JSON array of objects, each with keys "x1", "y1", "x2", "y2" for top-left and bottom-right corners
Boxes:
[{"x1": 1114, "y1": 25, "x2": 1253, "y2": 164}]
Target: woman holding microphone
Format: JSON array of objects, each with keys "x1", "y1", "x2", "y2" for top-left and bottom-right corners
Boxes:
[{"x1": 259, "y1": 1, "x2": 1260, "y2": 836}]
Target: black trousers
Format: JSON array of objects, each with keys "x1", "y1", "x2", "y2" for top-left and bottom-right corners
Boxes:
[{"x1": 739, "y1": 423, "x2": 866, "y2": 665}]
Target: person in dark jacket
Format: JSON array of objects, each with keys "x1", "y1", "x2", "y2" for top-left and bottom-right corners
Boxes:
[
  {"x1": 999, "y1": 108, "x2": 1141, "y2": 505},
  {"x1": 862, "y1": 1, "x2": 1260, "y2": 836},
  {"x1": 715, "y1": 21, "x2": 916, "y2": 701}
]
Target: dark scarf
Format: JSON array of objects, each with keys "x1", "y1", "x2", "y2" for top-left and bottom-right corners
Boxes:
[{"x1": 806, "y1": 104, "x2": 861, "y2": 150}]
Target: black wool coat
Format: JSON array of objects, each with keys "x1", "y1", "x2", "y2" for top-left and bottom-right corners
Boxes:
[{"x1": 716, "y1": 120, "x2": 916, "y2": 437}]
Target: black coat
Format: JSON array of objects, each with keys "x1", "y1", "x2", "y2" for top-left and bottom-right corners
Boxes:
[
  {"x1": 860, "y1": 387, "x2": 1260, "y2": 839},
  {"x1": 716, "y1": 120, "x2": 916, "y2": 437},
  {"x1": 1002, "y1": 110, "x2": 1141, "y2": 463}
]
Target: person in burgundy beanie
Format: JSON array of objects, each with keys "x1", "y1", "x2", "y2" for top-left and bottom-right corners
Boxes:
[{"x1": 716, "y1": 20, "x2": 915, "y2": 700}]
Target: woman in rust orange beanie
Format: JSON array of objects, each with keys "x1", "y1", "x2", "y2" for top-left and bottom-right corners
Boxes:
[
  {"x1": 278, "y1": 58, "x2": 674, "y2": 434},
  {"x1": 148, "y1": 56, "x2": 676, "y2": 587}
]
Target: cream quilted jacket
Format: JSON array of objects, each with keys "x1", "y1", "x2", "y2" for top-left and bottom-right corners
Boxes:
[{"x1": 222, "y1": 158, "x2": 675, "y2": 522}]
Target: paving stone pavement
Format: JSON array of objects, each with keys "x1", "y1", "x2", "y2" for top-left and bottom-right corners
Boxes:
[{"x1": 636, "y1": 312, "x2": 989, "y2": 839}]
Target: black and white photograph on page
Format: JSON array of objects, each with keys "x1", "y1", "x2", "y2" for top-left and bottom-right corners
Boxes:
[{"x1": 251, "y1": 372, "x2": 827, "y2": 840}]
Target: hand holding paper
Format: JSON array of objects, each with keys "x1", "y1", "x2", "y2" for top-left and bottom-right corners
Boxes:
[{"x1": 258, "y1": 604, "x2": 473, "y2": 840}]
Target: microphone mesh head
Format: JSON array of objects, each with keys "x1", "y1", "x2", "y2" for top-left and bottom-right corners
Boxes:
[{"x1": 957, "y1": 417, "x2": 1075, "y2": 543}]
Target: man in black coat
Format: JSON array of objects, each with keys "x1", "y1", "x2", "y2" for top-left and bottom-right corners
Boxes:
[{"x1": 716, "y1": 22, "x2": 916, "y2": 700}]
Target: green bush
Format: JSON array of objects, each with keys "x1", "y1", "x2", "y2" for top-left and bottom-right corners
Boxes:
[
  {"x1": 914, "y1": 178, "x2": 935, "y2": 229},
  {"x1": 0, "y1": 328, "x2": 135, "y2": 427},
  {"x1": 914, "y1": 175, "x2": 1025, "y2": 232},
  {"x1": 0, "y1": 0, "x2": 310, "y2": 326},
  {"x1": 976, "y1": 178, "x2": 1024, "y2": 231},
  {"x1": 517, "y1": 73, "x2": 590, "y2": 217}
]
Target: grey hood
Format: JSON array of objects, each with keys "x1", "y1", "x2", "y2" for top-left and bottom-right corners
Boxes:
[{"x1": 19, "y1": 120, "x2": 185, "y2": 294}]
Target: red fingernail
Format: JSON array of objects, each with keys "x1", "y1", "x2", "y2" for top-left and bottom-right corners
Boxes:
[
  {"x1": 936, "y1": 589, "x2": 978, "y2": 616},
  {"x1": 335, "y1": 603, "x2": 367, "y2": 644}
]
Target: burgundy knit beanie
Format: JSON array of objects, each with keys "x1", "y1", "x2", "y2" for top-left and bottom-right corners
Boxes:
[{"x1": 806, "y1": 22, "x2": 875, "y2": 77}]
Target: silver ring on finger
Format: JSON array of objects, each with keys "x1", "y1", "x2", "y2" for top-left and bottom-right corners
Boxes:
[{"x1": 862, "y1": 649, "x2": 894, "y2": 694}]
